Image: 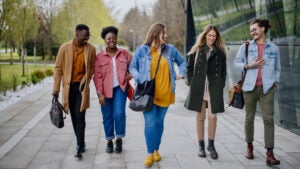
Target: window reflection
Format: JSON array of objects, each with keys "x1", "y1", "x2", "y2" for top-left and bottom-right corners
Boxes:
[{"x1": 188, "y1": 0, "x2": 300, "y2": 135}]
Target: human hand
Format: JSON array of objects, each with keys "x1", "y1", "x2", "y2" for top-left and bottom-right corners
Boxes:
[
  {"x1": 98, "y1": 93, "x2": 105, "y2": 105},
  {"x1": 52, "y1": 91, "x2": 59, "y2": 98},
  {"x1": 176, "y1": 74, "x2": 184, "y2": 80},
  {"x1": 247, "y1": 58, "x2": 265, "y2": 69},
  {"x1": 79, "y1": 81, "x2": 86, "y2": 92},
  {"x1": 126, "y1": 73, "x2": 133, "y2": 81},
  {"x1": 273, "y1": 82, "x2": 278, "y2": 89}
]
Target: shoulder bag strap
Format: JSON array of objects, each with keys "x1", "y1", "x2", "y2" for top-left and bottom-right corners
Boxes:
[
  {"x1": 153, "y1": 44, "x2": 166, "y2": 78},
  {"x1": 240, "y1": 41, "x2": 249, "y2": 86}
]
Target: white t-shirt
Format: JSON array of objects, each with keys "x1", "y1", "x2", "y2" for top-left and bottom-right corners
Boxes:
[{"x1": 112, "y1": 55, "x2": 119, "y2": 87}]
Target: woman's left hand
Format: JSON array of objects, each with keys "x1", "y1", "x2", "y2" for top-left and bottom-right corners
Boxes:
[
  {"x1": 176, "y1": 74, "x2": 184, "y2": 80},
  {"x1": 126, "y1": 73, "x2": 133, "y2": 81}
]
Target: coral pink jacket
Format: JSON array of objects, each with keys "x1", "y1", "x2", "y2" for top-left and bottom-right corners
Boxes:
[{"x1": 93, "y1": 48, "x2": 132, "y2": 98}]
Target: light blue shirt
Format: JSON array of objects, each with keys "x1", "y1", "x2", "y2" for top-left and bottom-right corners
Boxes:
[
  {"x1": 129, "y1": 44, "x2": 186, "y2": 93},
  {"x1": 233, "y1": 39, "x2": 281, "y2": 94}
]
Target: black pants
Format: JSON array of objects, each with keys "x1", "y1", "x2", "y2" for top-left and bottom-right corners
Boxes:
[{"x1": 69, "y1": 82, "x2": 86, "y2": 147}]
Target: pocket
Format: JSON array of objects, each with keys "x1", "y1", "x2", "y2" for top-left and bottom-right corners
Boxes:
[
  {"x1": 99, "y1": 61, "x2": 109, "y2": 74},
  {"x1": 264, "y1": 54, "x2": 276, "y2": 66},
  {"x1": 119, "y1": 58, "x2": 128, "y2": 70}
]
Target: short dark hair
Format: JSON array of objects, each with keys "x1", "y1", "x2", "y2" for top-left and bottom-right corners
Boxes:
[
  {"x1": 250, "y1": 18, "x2": 271, "y2": 33},
  {"x1": 101, "y1": 26, "x2": 118, "y2": 39},
  {"x1": 76, "y1": 24, "x2": 89, "y2": 32}
]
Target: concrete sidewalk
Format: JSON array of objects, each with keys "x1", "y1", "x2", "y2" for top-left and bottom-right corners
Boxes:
[{"x1": 0, "y1": 79, "x2": 299, "y2": 169}]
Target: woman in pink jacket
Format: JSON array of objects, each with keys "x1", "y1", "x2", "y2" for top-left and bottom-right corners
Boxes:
[{"x1": 93, "y1": 26, "x2": 132, "y2": 153}]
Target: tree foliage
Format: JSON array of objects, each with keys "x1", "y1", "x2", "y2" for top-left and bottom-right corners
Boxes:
[
  {"x1": 119, "y1": 0, "x2": 185, "y2": 53},
  {"x1": 52, "y1": 0, "x2": 115, "y2": 46},
  {"x1": 120, "y1": 7, "x2": 152, "y2": 51},
  {"x1": 152, "y1": 0, "x2": 185, "y2": 53}
]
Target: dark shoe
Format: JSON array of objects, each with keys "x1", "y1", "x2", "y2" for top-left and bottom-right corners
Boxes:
[
  {"x1": 207, "y1": 139, "x2": 218, "y2": 159},
  {"x1": 245, "y1": 143, "x2": 254, "y2": 159},
  {"x1": 115, "y1": 139, "x2": 123, "y2": 153},
  {"x1": 266, "y1": 149, "x2": 280, "y2": 165},
  {"x1": 75, "y1": 145, "x2": 83, "y2": 158},
  {"x1": 198, "y1": 141, "x2": 206, "y2": 157},
  {"x1": 106, "y1": 141, "x2": 113, "y2": 153}
]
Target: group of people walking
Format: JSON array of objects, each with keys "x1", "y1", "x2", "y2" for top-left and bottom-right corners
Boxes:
[{"x1": 52, "y1": 18, "x2": 281, "y2": 167}]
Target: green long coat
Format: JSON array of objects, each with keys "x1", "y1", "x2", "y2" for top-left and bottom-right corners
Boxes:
[{"x1": 184, "y1": 45, "x2": 226, "y2": 113}]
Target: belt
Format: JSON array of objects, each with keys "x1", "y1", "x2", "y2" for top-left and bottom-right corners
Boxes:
[{"x1": 70, "y1": 82, "x2": 80, "y2": 85}]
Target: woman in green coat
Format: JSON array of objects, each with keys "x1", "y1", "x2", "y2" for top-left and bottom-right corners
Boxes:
[{"x1": 184, "y1": 25, "x2": 227, "y2": 159}]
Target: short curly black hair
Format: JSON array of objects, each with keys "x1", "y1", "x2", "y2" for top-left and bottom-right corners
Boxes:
[{"x1": 101, "y1": 26, "x2": 118, "y2": 39}]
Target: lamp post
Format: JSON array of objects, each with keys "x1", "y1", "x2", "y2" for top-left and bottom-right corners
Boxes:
[{"x1": 129, "y1": 29, "x2": 135, "y2": 52}]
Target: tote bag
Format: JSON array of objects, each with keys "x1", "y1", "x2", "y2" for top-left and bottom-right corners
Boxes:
[{"x1": 49, "y1": 96, "x2": 66, "y2": 128}]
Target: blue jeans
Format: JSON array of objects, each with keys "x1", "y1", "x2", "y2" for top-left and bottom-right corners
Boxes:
[
  {"x1": 100, "y1": 86, "x2": 127, "y2": 140},
  {"x1": 143, "y1": 105, "x2": 168, "y2": 153}
]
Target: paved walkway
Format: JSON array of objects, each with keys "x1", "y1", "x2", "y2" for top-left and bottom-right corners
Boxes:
[{"x1": 0, "y1": 79, "x2": 299, "y2": 169}]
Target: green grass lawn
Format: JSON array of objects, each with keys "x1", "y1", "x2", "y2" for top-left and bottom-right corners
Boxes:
[
  {"x1": 0, "y1": 52, "x2": 55, "y2": 64},
  {"x1": 0, "y1": 64, "x2": 54, "y2": 93}
]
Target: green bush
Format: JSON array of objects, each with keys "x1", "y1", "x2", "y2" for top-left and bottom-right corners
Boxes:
[
  {"x1": 45, "y1": 69, "x2": 54, "y2": 76},
  {"x1": 31, "y1": 70, "x2": 45, "y2": 84},
  {"x1": 12, "y1": 75, "x2": 18, "y2": 91},
  {"x1": 0, "y1": 80, "x2": 10, "y2": 96}
]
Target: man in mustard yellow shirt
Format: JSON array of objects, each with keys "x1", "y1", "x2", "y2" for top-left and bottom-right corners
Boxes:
[{"x1": 52, "y1": 24, "x2": 96, "y2": 158}]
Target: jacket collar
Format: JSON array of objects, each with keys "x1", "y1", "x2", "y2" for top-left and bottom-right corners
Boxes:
[
  {"x1": 102, "y1": 47, "x2": 122, "y2": 57},
  {"x1": 201, "y1": 44, "x2": 217, "y2": 56},
  {"x1": 250, "y1": 39, "x2": 272, "y2": 47}
]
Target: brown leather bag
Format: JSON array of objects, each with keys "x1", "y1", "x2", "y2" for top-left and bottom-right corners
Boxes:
[{"x1": 228, "y1": 41, "x2": 249, "y2": 109}]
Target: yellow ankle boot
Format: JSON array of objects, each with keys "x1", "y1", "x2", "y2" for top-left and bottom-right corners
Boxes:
[
  {"x1": 144, "y1": 154, "x2": 154, "y2": 167},
  {"x1": 153, "y1": 150, "x2": 161, "y2": 162}
]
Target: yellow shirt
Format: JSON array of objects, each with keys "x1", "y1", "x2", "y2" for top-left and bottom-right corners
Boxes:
[
  {"x1": 71, "y1": 41, "x2": 86, "y2": 82},
  {"x1": 150, "y1": 46, "x2": 175, "y2": 107}
]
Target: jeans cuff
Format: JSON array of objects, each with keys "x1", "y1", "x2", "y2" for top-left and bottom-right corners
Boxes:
[
  {"x1": 106, "y1": 136, "x2": 115, "y2": 140},
  {"x1": 116, "y1": 134, "x2": 125, "y2": 138}
]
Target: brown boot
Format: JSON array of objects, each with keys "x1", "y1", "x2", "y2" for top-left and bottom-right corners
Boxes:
[
  {"x1": 245, "y1": 143, "x2": 254, "y2": 159},
  {"x1": 266, "y1": 149, "x2": 280, "y2": 165}
]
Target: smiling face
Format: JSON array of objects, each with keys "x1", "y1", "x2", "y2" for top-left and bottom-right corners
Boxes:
[
  {"x1": 250, "y1": 23, "x2": 265, "y2": 41},
  {"x1": 75, "y1": 29, "x2": 90, "y2": 47},
  {"x1": 104, "y1": 32, "x2": 117, "y2": 50},
  {"x1": 205, "y1": 30, "x2": 217, "y2": 47}
]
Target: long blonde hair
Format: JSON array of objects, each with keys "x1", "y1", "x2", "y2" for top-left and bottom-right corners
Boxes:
[
  {"x1": 143, "y1": 23, "x2": 166, "y2": 48},
  {"x1": 188, "y1": 25, "x2": 226, "y2": 55}
]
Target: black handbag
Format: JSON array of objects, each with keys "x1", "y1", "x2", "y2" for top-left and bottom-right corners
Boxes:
[
  {"x1": 129, "y1": 46, "x2": 164, "y2": 112},
  {"x1": 49, "y1": 96, "x2": 66, "y2": 128},
  {"x1": 228, "y1": 41, "x2": 249, "y2": 109},
  {"x1": 229, "y1": 81, "x2": 244, "y2": 109},
  {"x1": 129, "y1": 79, "x2": 155, "y2": 111}
]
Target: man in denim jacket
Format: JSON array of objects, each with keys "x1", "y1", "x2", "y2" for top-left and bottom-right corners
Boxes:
[{"x1": 233, "y1": 18, "x2": 281, "y2": 166}]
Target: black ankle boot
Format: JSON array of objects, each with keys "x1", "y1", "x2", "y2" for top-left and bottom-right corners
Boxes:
[
  {"x1": 198, "y1": 141, "x2": 206, "y2": 157},
  {"x1": 115, "y1": 139, "x2": 123, "y2": 153},
  {"x1": 207, "y1": 139, "x2": 218, "y2": 159},
  {"x1": 106, "y1": 141, "x2": 113, "y2": 153},
  {"x1": 75, "y1": 145, "x2": 83, "y2": 158}
]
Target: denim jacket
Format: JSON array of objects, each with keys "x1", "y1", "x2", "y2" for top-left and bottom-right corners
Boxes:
[
  {"x1": 129, "y1": 44, "x2": 186, "y2": 93},
  {"x1": 233, "y1": 39, "x2": 281, "y2": 94}
]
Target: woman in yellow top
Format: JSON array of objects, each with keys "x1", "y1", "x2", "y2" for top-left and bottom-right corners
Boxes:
[{"x1": 129, "y1": 23, "x2": 186, "y2": 167}]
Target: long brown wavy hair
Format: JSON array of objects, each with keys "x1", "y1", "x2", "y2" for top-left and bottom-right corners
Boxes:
[
  {"x1": 188, "y1": 24, "x2": 226, "y2": 55},
  {"x1": 143, "y1": 23, "x2": 166, "y2": 48}
]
